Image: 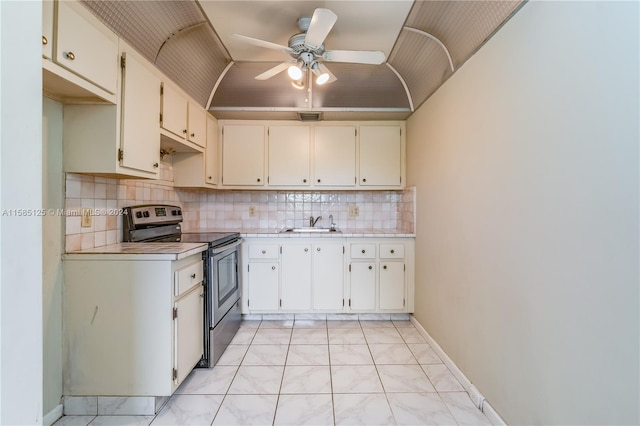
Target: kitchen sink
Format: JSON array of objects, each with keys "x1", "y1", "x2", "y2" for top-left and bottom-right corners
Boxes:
[{"x1": 280, "y1": 227, "x2": 341, "y2": 233}]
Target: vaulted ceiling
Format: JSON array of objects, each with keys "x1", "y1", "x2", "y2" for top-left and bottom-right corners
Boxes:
[{"x1": 82, "y1": 0, "x2": 524, "y2": 120}]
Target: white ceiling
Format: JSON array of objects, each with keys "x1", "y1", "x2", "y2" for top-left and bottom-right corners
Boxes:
[{"x1": 199, "y1": 0, "x2": 414, "y2": 62}]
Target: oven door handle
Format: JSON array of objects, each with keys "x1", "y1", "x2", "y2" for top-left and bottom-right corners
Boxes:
[{"x1": 211, "y1": 239, "x2": 242, "y2": 254}]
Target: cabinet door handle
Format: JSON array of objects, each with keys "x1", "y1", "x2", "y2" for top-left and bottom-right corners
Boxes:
[
  {"x1": 272, "y1": 266, "x2": 276, "y2": 270},
  {"x1": 191, "y1": 133, "x2": 195, "y2": 138},
  {"x1": 153, "y1": 163, "x2": 159, "y2": 168},
  {"x1": 66, "y1": 51, "x2": 75, "y2": 61},
  {"x1": 361, "y1": 249, "x2": 366, "y2": 254},
  {"x1": 191, "y1": 273, "x2": 196, "y2": 279},
  {"x1": 182, "y1": 129, "x2": 187, "y2": 134},
  {"x1": 362, "y1": 178, "x2": 367, "y2": 183},
  {"x1": 304, "y1": 248, "x2": 308, "y2": 252},
  {"x1": 208, "y1": 176, "x2": 212, "y2": 180},
  {"x1": 317, "y1": 247, "x2": 321, "y2": 252},
  {"x1": 383, "y1": 265, "x2": 387, "y2": 270},
  {"x1": 368, "y1": 265, "x2": 372, "y2": 270},
  {"x1": 317, "y1": 179, "x2": 321, "y2": 183},
  {"x1": 261, "y1": 250, "x2": 266, "y2": 254},
  {"x1": 42, "y1": 36, "x2": 48, "y2": 45},
  {"x1": 257, "y1": 178, "x2": 261, "y2": 182},
  {"x1": 390, "y1": 249, "x2": 395, "y2": 254},
  {"x1": 303, "y1": 179, "x2": 307, "y2": 183}
]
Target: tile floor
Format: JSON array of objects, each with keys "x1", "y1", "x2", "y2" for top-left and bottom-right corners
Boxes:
[{"x1": 54, "y1": 319, "x2": 490, "y2": 426}]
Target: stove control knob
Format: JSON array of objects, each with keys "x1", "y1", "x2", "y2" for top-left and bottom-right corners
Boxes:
[
  {"x1": 142, "y1": 211, "x2": 150, "y2": 218},
  {"x1": 135, "y1": 211, "x2": 143, "y2": 218}
]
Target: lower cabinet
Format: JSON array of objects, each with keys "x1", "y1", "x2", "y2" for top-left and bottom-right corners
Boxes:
[
  {"x1": 349, "y1": 262, "x2": 376, "y2": 310},
  {"x1": 248, "y1": 261, "x2": 280, "y2": 311},
  {"x1": 242, "y1": 238, "x2": 413, "y2": 314},
  {"x1": 63, "y1": 253, "x2": 204, "y2": 397}
]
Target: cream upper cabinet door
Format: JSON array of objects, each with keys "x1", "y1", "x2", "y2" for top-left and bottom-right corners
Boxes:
[
  {"x1": 187, "y1": 102, "x2": 206, "y2": 148},
  {"x1": 281, "y1": 244, "x2": 312, "y2": 310},
  {"x1": 205, "y1": 116, "x2": 218, "y2": 185},
  {"x1": 55, "y1": 1, "x2": 118, "y2": 94},
  {"x1": 42, "y1": 1, "x2": 54, "y2": 59},
  {"x1": 161, "y1": 83, "x2": 188, "y2": 139},
  {"x1": 359, "y1": 125, "x2": 402, "y2": 186},
  {"x1": 379, "y1": 262, "x2": 405, "y2": 310},
  {"x1": 314, "y1": 126, "x2": 356, "y2": 187},
  {"x1": 174, "y1": 284, "x2": 203, "y2": 386},
  {"x1": 313, "y1": 244, "x2": 344, "y2": 310},
  {"x1": 120, "y1": 52, "x2": 161, "y2": 175},
  {"x1": 222, "y1": 125, "x2": 265, "y2": 186},
  {"x1": 268, "y1": 126, "x2": 310, "y2": 186}
]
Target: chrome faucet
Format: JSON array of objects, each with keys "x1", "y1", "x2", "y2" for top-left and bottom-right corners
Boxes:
[
  {"x1": 309, "y1": 215, "x2": 322, "y2": 227},
  {"x1": 329, "y1": 214, "x2": 335, "y2": 230}
]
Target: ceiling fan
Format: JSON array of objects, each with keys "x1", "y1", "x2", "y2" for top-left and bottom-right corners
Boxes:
[{"x1": 232, "y1": 8, "x2": 386, "y2": 88}]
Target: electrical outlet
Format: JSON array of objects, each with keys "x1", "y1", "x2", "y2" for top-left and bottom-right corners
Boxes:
[
  {"x1": 249, "y1": 206, "x2": 256, "y2": 217},
  {"x1": 81, "y1": 208, "x2": 92, "y2": 227},
  {"x1": 349, "y1": 205, "x2": 359, "y2": 217}
]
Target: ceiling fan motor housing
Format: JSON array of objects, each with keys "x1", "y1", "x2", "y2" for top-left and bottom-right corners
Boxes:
[{"x1": 288, "y1": 33, "x2": 324, "y2": 57}]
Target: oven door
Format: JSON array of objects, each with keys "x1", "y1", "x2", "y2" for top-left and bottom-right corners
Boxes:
[{"x1": 210, "y1": 239, "x2": 242, "y2": 326}]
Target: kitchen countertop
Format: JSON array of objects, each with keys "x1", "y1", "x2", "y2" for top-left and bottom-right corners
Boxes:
[
  {"x1": 184, "y1": 228, "x2": 415, "y2": 238},
  {"x1": 64, "y1": 242, "x2": 208, "y2": 261}
]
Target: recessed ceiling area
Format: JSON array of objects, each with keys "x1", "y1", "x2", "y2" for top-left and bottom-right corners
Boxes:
[{"x1": 81, "y1": 0, "x2": 525, "y2": 120}]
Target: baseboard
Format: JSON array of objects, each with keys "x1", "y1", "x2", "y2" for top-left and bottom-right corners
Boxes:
[
  {"x1": 43, "y1": 404, "x2": 63, "y2": 426},
  {"x1": 410, "y1": 316, "x2": 507, "y2": 426}
]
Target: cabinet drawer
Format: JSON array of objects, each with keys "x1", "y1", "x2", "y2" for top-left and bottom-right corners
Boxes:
[
  {"x1": 350, "y1": 244, "x2": 376, "y2": 259},
  {"x1": 249, "y1": 244, "x2": 279, "y2": 259},
  {"x1": 380, "y1": 244, "x2": 404, "y2": 259},
  {"x1": 175, "y1": 260, "x2": 203, "y2": 296}
]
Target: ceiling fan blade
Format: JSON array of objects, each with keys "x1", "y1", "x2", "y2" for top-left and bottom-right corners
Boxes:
[
  {"x1": 232, "y1": 34, "x2": 294, "y2": 55},
  {"x1": 255, "y1": 61, "x2": 295, "y2": 80},
  {"x1": 304, "y1": 8, "x2": 337, "y2": 49},
  {"x1": 322, "y1": 50, "x2": 386, "y2": 65}
]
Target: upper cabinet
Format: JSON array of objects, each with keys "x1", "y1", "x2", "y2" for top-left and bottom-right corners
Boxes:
[
  {"x1": 173, "y1": 115, "x2": 218, "y2": 189},
  {"x1": 42, "y1": 0, "x2": 118, "y2": 103},
  {"x1": 268, "y1": 126, "x2": 310, "y2": 187},
  {"x1": 314, "y1": 126, "x2": 357, "y2": 187},
  {"x1": 160, "y1": 82, "x2": 207, "y2": 151},
  {"x1": 221, "y1": 125, "x2": 266, "y2": 186},
  {"x1": 63, "y1": 44, "x2": 161, "y2": 179},
  {"x1": 42, "y1": 1, "x2": 54, "y2": 60},
  {"x1": 55, "y1": 0, "x2": 118, "y2": 95},
  {"x1": 359, "y1": 125, "x2": 403, "y2": 187},
  {"x1": 218, "y1": 120, "x2": 404, "y2": 190}
]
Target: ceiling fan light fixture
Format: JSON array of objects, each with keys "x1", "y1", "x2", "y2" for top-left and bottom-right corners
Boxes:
[
  {"x1": 291, "y1": 79, "x2": 305, "y2": 90},
  {"x1": 287, "y1": 64, "x2": 303, "y2": 80}
]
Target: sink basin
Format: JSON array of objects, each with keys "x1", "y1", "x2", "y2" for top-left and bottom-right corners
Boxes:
[{"x1": 280, "y1": 227, "x2": 341, "y2": 233}]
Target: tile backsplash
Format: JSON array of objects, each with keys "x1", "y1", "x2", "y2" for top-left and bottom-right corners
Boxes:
[{"x1": 64, "y1": 163, "x2": 415, "y2": 251}]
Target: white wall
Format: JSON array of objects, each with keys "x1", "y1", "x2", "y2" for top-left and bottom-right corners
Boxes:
[
  {"x1": 406, "y1": 1, "x2": 639, "y2": 424},
  {"x1": 43, "y1": 98, "x2": 64, "y2": 417},
  {"x1": 0, "y1": 0, "x2": 44, "y2": 424}
]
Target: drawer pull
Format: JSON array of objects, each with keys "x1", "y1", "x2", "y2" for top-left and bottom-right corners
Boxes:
[
  {"x1": 183, "y1": 129, "x2": 188, "y2": 134},
  {"x1": 383, "y1": 265, "x2": 387, "y2": 270},
  {"x1": 317, "y1": 179, "x2": 321, "y2": 183},
  {"x1": 257, "y1": 178, "x2": 261, "y2": 182},
  {"x1": 303, "y1": 179, "x2": 307, "y2": 183},
  {"x1": 191, "y1": 273, "x2": 196, "y2": 279},
  {"x1": 390, "y1": 249, "x2": 395, "y2": 254},
  {"x1": 304, "y1": 248, "x2": 308, "y2": 252},
  {"x1": 191, "y1": 132, "x2": 195, "y2": 138},
  {"x1": 368, "y1": 265, "x2": 372, "y2": 270},
  {"x1": 361, "y1": 249, "x2": 366, "y2": 254},
  {"x1": 42, "y1": 36, "x2": 48, "y2": 45},
  {"x1": 153, "y1": 162, "x2": 159, "y2": 168},
  {"x1": 362, "y1": 178, "x2": 367, "y2": 183},
  {"x1": 272, "y1": 266, "x2": 276, "y2": 270},
  {"x1": 317, "y1": 247, "x2": 321, "y2": 252},
  {"x1": 261, "y1": 250, "x2": 266, "y2": 254},
  {"x1": 66, "y1": 51, "x2": 75, "y2": 61}
]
